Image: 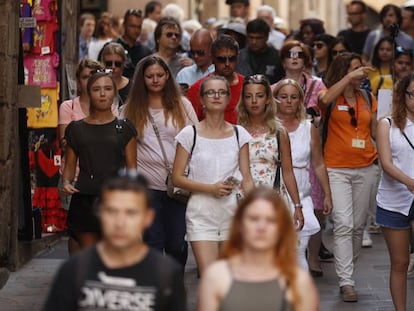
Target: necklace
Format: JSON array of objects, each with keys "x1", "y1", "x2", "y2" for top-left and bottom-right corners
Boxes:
[{"x1": 248, "y1": 124, "x2": 268, "y2": 135}]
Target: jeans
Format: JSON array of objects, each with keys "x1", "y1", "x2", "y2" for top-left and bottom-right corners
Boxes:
[
  {"x1": 144, "y1": 190, "x2": 188, "y2": 268},
  {"x1": 328, "y1": 164, "x2": 379, "y2": 287}
]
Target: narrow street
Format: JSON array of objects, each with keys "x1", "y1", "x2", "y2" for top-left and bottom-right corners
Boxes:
[{"x1": 0, "y1": 230, "x2": 413, "y2": 310}]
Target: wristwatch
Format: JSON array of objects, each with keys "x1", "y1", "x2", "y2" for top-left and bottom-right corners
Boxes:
[{"x1": 294, "y1": 203, "x2": 303, "y2": 208}]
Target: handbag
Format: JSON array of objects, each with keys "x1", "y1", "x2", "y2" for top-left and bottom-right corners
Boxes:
[
  {"x1": 273, "y1": 129, "x2": 289, "y2": 202},
  {"x1": 148, "y1": 112, "x2": 196, "y2": 204}
]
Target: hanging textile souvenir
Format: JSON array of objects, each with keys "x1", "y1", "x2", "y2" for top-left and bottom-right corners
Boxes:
[
  {"x1": 20, "y1": 1, "x2": 33, "y2": 52},
  {"x1": 27, "y1": 87, "x2": 59, "y2": 128},
  {"x1": 29, "y1": 141, "x2": 67, "y2": 233},
  {"x1": 24, "y1": 52, "x2": 59, "y2": 88},
  {"x1": 32, "y1": 0, "x2": 56, "y2": 22}
]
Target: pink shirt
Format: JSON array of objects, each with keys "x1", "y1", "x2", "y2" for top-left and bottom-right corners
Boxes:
[
  {"x1": 122, "y1": 97, "x2": 198, "y2": 191},
  {"x1": 58, "y1": 97, "x2": 86, "y2": 125}
]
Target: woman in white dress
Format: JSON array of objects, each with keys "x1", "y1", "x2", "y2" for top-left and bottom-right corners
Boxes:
[
  {"x1": 173, "y1": 75, "x2": 254, "y2": 276},
  {"x1": 274, "y1": 78, "x2": 333, "y2": 270},
  {"x1": 237, "y1": 74, "x2": 304, "y2": 232}
]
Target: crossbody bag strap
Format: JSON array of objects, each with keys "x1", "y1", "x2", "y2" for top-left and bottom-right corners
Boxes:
[
  {"x1": 115, "y1": 118, "x2": 126, "y2": 163},
  {"x1": 402, "y1": 132, "x2": 414, "y2": 150},
  {"x1": 273, "y1": 129, "x2": 281, "y2": 190},
  {"x1": 304, "y1": 78, "x2": 316, "y2": 105},
  {"x1": 147, "y1": 112, "x2": 171, "y2": 172}
]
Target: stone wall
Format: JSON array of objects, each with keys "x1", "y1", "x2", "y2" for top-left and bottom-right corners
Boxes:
[{"x1": 0, "y1": 0, "x2": 19, "y2": 272}]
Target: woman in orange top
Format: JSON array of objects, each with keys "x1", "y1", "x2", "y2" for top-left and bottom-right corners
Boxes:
[{"x1": 318, "y1": 52, "x2": 379, "y2": 302}]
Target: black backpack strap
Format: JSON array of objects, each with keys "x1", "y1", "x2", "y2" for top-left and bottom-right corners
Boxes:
[
  {"x1": 233, "y1": 125, "x2": 240, "y2": 147},
  {"x1": 360, "y1": 89, "x2": 373, "y2": 109},
  {"x1": 190, "y1": 125, "x2": 197, "y2": 155},
  {"x1": 321, "y1": 100, "x2": 336, "y2": 150},
  {"x1": 376, "y1": 76, "x2": 384, "y2": 96}
]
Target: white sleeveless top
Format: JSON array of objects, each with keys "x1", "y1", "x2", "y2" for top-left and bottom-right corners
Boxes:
[{"x1": 376, "y1": 118, "x2": 414, "y2": 215}]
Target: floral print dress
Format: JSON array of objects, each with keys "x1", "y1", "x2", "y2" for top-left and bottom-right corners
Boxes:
[{"x1": 249, "y1": 132, "x2": 279, "y2": 187}]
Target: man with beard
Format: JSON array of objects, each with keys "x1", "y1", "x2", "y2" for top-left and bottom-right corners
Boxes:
[{"x1": 186, "y1": 35, "x2": 243, "y2": 124}]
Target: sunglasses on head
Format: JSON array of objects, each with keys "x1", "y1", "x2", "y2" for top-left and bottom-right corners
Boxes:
[
  {"x1": 91, "y1": 68, "x2": 113, "y2": 75},
  {"x1": 126, "y1": 9, "x2": 142, "y2": 17},
  {"x1": 104, "y1": 61, "x2": 123, "y2": 68},
  {"x1": 286, "y1": 51, "x2": 305, "y2": 59},
  {"x1": 190, "y1": 49, "x2": 205, "y2": 57},
  {"x1": 348, "y1": 107, "x2": 357, "y2": 127},
  {"x1": 245, "y1": 74, "x2": 268, "y2": 83},
  {"x1": 164, "y1": 32, "x2": 181, "y2": 38},
  {"x1": 396, "y1": 46, "x2": 413, "y2": 56},
  {"x1": 215, "y1": 55, "x2": 237, "y2": 63},
  {"x1": 313, "y1": 43, "x2": 325, "y2": 50}
]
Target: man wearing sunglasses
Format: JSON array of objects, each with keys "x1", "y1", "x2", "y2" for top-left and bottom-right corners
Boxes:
[
  {"x1": 154, "y1": 17, "x2": 193, "y2": 77},
  {"x1": 112, "y1": 9, "x2": 151, "y2": 80},
  {"x1": 237, "y1": 18, "x2": 284, "y2": 84},
  {"x1": 176, "y1": 29, "x2": 215, "y2": 89},
  {"x1": 187, "y1": 35, "x2": 244, "y2": 124}
]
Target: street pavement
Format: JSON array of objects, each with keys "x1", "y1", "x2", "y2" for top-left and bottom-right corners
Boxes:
[{"x1": 0, "y1": 230, "x2": 413, "y2": 311}]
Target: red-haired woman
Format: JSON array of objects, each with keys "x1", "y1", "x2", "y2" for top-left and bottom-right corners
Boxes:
[{"x1": 198, "y1": 187, "x2": 318, "y2": 311}]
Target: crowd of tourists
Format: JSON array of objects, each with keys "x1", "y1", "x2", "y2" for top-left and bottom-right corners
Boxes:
[{"x1": 43, "y1": 1, "x2": 414, "y2": 310}]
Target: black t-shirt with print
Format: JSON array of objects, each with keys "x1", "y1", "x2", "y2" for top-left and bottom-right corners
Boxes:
[
  {"x1": 43, "y1": 247, "x2": 186, "y2": 311},
  {"x1": 65, "y1": 118, "x2": 137, "y2": 195}
]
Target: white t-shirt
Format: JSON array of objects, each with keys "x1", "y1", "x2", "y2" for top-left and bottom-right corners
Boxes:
[{"x1": 377, "y1": 118, "x2": 414, "y2": 215}]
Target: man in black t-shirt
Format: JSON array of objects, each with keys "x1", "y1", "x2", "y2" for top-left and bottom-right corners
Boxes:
[
  {"x1": 43, "y1": 174, "x2": 186, "y2": 311},
  {"x1": 337, "y1": 1, "x2": 371, "y2": 55},
  {"x1": 115, "y1": 9, "x2": 152, "y2": 79},
  {"x1": 237, "y1": 18, "x2": 284, "y2": 84}
]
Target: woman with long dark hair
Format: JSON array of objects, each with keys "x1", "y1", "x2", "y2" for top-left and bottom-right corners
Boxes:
[
  {"x1": 123, "y1": 55, "x2": 198, "y2": 267},
  {"x1": 318, "y1": 52, "x2": 379, "y2": 302}
]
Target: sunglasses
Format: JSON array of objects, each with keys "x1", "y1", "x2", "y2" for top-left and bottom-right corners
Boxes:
[
  {"x1": 104, "y1": 61, "x2": 123, "y2": 68},
  {"x1": 215, "y1": 55, "x2": 237, "y2": 63},
  {"x1": 313, "y1": 43, "x2": 325, "y2": 50},
  {"x1": 126, "y1": 9, "x2": 142, "y2": 17},
  {"x1": 245, "y1": 74, "x2": 268, "y2": 83},
  {"x1": 396, "y1": 46, "x2": 413, "y2": 56},
  {"x1": 164, "y1": 32, "x2": 181, "y2": 39},
  {"x1": 332, "y1": 50, "x2": 347, "y2": 56},
  {"x1": 286, "y1": 51, "x2": 305, "y2": 59},
  {"x1": 190, "y1": 49, "x2": 205, "y2": 57},
  {"x1": 348, "y1": 107, "x2": 357, "y2": 127},
  {"x1": 90, "y1": 68, "x2": 113, "y2": 75},
  {"x1": 203, "y1": 89, "x2": 229, "y2": 98}
]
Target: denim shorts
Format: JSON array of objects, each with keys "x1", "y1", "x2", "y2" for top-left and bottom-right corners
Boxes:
[{"x1": 376, "y1": 202, "x2": 414, "y2": 230}]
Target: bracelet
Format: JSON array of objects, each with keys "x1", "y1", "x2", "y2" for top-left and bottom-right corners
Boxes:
[
  {"x1": 63, "y1": 179, "x2": 72, "y2": 185},
  {"x1": 294, "y1": 203, "x2": 303, "y2": 208}
]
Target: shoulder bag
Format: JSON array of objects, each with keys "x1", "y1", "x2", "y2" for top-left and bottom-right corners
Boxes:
[{"x1": 148, "y1": 112, "x2": 196, "y2": 204}]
